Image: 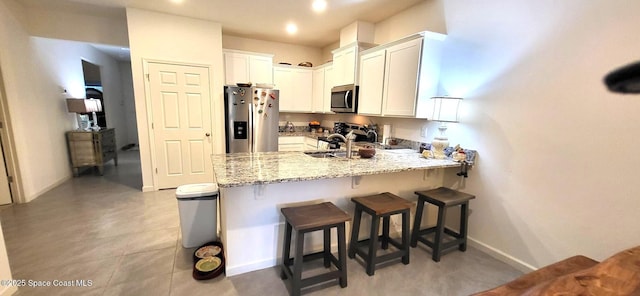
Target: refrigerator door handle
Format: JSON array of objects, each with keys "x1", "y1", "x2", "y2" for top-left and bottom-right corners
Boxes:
[{"x1": 249, "y1": 104, "x2": 254, "y2": 152}]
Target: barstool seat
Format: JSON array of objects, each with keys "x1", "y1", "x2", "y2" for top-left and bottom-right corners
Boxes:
[
  {"x1": 349, "y1": 192, "x2": 412, "y2": 276},
  {"x1": 280, "y1": 202, "x2": 350, "y2": 296},
  {"x1": 411, "y1": 187, "x2": 475, "y2": 262}
]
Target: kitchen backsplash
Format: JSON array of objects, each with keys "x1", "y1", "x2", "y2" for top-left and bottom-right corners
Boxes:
[{"x1": 279, "y1": 113, "x2": 455, "y2": 152}]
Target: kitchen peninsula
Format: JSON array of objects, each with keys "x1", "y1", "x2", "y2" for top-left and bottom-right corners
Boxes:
[{"x1": 211, "y1": 149, "x2": 461, "y2": 276}]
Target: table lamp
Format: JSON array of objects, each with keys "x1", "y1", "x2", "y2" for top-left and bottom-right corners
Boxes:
[
  {"x1": 66, "y1": 98, "x2": 103, "y2": 131},
  {"x1": 430, "y1": 96, "x2": 462, "y2": 159}
]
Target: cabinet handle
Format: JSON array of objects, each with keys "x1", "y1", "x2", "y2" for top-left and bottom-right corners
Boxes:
[
  {"x1": 205, "y1": 133, "x2": 211, "y2": 137},
  {"x1": 345, "y1": 90, "x2": 350, "y2": 108}
]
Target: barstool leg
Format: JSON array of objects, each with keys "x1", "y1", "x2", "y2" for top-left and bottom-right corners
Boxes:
[
  {"x1": 411, "y1": 197, "x2": 425, "y2": 248},
  {"x1": 459, "y1": 202, "x2": 469, "y2": 252},
  {"x1": 337, "y1": 223, "x2": 348, "y2": 288},
  {"x1": 349, "y1": 205, "x2": 362, "y2": 259},
  {"x1": 433, "y1": 206, "x2": 447, "y2": 262},
  {"x1": 367, "y1": 215, "x2": 380, "y2": 276},
  {"x1": 381, "y1": 216, "x2": 390, "y2": 250},
  {"x1": 323, "y1": 228, "x2": 331, "y2": 268},
  {"x1": 402, "y1": 210, "x2": 410, "y2": 264},
  {"x1": 292, "y1": 231, "x2": 305, "y2": 296},
  {"x1": 281, "y1": 222, "x2": 292, "y2": 279}
]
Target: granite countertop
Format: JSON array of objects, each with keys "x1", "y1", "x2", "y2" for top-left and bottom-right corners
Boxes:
[{"x1": 211, "y1": 149, "x2": 461, "y2": 188}]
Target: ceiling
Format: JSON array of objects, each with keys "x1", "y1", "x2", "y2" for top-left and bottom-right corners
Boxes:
[{"x1": 21, "y1": 0, "x2": 425, "y2": 48}]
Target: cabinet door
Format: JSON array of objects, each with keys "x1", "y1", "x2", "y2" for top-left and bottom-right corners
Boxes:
[
  {"x1": 332, "y1": 50, "x2": 344, "y2": 86},
  {"x1": 292, "y1": 68, "x2": 313, "y2": 112},
  {"x1": 274, "y1": 67, "x2": 312, "y2": 112},
  {"x1": 332, "y1": 46, "x2": 357, "y2": 86},
  {"x1": 304, "y1": 137, "x2": 318, "y2": 150},
  {"x1": 383, "y1": 38, "x2": 423, "y2": 117},
  {"x1": 224, "y1": 52, "x2": 249, "y2": 85},
  {"x1": 273, "y1": 67, "x2": 313, "y2": 112},
  {"x1": 249, "y1": 55, "x2": 273, "y2": 84},
  {"x1": 342, "y1": 46, "x2": 357, "y2": 85},
  {"x1": 322, "y1": 65, "x2": 333, "y2": 112},
  {"x1": 312, "y1": 68, "x2": 325, "y2": 113},
  {"x1": 358, "y1": 50, "x2": 386, "y2": 115},
  {"x1": 278, "y1": 136, "x2": 305, "y2": 151},
  {"x1": 274, "y1": 67, "x2": 295, "y2": 111}
]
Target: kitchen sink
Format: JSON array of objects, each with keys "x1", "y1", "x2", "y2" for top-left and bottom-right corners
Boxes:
[{"x1": 303, "y1": 151, "x2": 348, "y2": 158}]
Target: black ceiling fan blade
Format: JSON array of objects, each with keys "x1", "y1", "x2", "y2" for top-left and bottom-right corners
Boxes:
[{"x1": 604, "y1": 61, "x2": 640, "y2": 94}]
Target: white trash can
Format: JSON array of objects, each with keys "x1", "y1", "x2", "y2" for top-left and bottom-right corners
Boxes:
[{"x1": 176, "y1": 183, "x2": 219, "y2": 248}]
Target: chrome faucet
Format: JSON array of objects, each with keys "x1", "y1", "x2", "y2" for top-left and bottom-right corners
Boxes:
[
  {"x1": 367, "y1": 130, "x2": 378, "y2": 144},
  {"x1": 327, "y1": 131, "x2": 356, "y2": 158}
]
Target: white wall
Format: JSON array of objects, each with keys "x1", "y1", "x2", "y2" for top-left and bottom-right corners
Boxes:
[
  {"x1": 119, "y1": 62, "x2": 138, "y2": 145},
  {"x1": 222, "y1": 35, "x2": 325, "y2": 67},
  {"x1": 374, "y1": 0, "x2": 446, "y2": 45},
  {"x1": 32, "y1": 37, "x2": 130, "y2": 150},
  {"x1": 127, "y1": 8, "x2": 225, "y2": 191},
  {"x1": 24, "y1": 4, "x2": 128, "y2": 47},
  {"x1": 440, "y1": 0, "x2": 640, "y2": 269}
]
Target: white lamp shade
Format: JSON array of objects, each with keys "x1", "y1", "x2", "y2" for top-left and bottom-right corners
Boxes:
[
  {"x1": 431, "y1": 96, "x2": 462, "y2": 122},
  {"x1": 85, "y1": 99, "x2": 102, "y2": 112},
  {"x1": 66, "y1": 98, "x2": 102, "y2": 113}
]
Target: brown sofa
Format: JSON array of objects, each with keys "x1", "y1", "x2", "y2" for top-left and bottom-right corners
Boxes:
[{"x1": 473, "y1": 245, "x2": 640, "y2": 295}]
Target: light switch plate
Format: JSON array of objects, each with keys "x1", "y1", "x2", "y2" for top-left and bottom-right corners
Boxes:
[{"x1": 420, "y1": 125, "x2": 428, "y2": 138}]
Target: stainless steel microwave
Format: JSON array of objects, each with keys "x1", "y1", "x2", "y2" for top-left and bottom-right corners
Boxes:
[{"x1": 331, "y1": 84, "x2": 358, "y2": 113}]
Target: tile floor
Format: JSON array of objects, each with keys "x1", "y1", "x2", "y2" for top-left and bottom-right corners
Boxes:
[{"x1": 0, "y1": 151, "x2": 522, "y2": 296}]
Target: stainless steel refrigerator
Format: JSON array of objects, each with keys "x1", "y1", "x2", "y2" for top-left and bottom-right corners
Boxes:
[{"x1": 224, "y1": 86, "x2": 280, "y2": 153}]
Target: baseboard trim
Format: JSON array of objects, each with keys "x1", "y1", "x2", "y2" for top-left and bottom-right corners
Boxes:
[
  {"x1": 467, "y1": 237, "x2": 536, "y2": 273},
  {"x1": 23, "y1": 175, "x2": 72, "y2": 203},
  {"x1": 225, "y1": 258, "x2": 277, "y2": 277},
  {"x1": 142, "y1": 185, "x2": 155, "y2": 192}
]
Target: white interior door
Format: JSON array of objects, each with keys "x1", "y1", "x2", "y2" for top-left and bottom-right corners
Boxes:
[
  {"x1": 148, "y1": 62, "x2": 213, "y2": 189},
  {"x1": 0, "y1": 135, "x2": 11, "y2": 205}
]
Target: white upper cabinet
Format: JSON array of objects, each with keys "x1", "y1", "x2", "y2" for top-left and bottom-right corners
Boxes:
[
  {"x1": 274, "y1": 65, "x2": 313, "y2": 112},
  {"x1": 383, "y1": 38, "x2": 423, "y2": 116},
  {"x1": 223, "y1": 50, "x2": 274, "y2": 85},
  {"x1": 332, "y1": 45, "x2": 357, "y2": 86},
  {"x1": 357, "y1": 50, "x2": 386, "y2": 115},
  {"x1": 357, "y1": 32, "x2": 446, "y2": 118},
  {"x1": 331, "y1": 43, "x2": 375, "y2": 87},
  {"x1": 311, "y1": 63, "x2": 334, "y2": 113}
]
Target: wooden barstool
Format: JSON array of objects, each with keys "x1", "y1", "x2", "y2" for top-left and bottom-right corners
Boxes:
[
  {"x1": 280, "y1": 202, "x2": 351, "y2": 296},
  {"x1": 349, "y1": 192, "x2": 412, "y2": 276},
  {"x1": 411, "y1": 187, "x2": 476, "y2": 262}
]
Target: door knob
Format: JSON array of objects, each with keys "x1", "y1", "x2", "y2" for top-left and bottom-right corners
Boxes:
[{"x1": 205, "y1": 133, "x2": 211, "y2": 137}]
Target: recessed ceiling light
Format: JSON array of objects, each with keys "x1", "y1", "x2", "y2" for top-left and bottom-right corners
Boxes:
[
  {"x1": 312, "y1": 0, "x2": 327, "y2": 12},
  {"x1": 170, "y1": 0, "x2": 184, "y2": 4},
  {"x1": 286, "y1": 23, "x2": 298, "y2": 35}
]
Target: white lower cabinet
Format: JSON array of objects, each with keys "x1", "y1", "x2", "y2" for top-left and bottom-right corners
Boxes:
[
  {"x1": 304, "y1": 137, "x2": 318, "y2": 150},
  {"x1": 278, "y1": 136, "x2": 305, "y2": 151},
  {"x1": 278, "y1": 136, "x2": 318, "y2": 151}
]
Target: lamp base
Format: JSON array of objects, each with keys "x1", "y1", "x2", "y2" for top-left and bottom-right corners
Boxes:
[
  {"x1": 431, "y1": 137, "x2": 449, "y2": 159},
  {"x1": 90, "y1": 112, "x2": 101, "y2": 131}
]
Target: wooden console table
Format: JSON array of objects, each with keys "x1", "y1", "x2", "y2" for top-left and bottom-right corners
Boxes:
[{"x1": 66, "y1": 128, "x2": 118, "y2": 176}]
